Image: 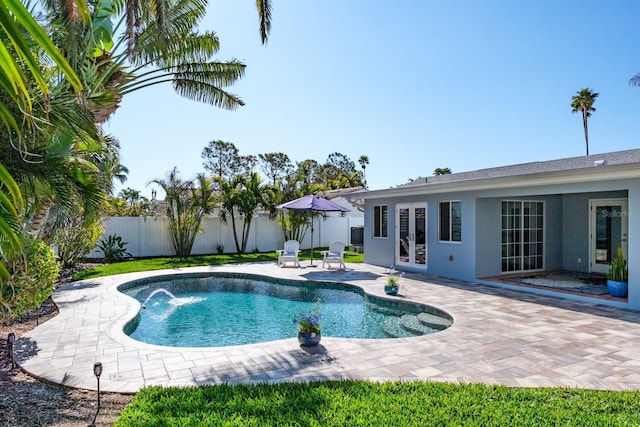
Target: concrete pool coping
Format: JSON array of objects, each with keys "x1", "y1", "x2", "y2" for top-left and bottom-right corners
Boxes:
[{"x1": 13, "y1": 262, "x2": 640, "y2": 393}]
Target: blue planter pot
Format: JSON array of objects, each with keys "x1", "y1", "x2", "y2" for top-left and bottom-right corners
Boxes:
[
  {"x1": 607, "y1": 280, "x2": 628, "y2": 297},
  {"x1": 298, "y1": 331, "x2": 321, "y2": 346},
  {"x1": 384, "y1": 285, "x2": 398, "y2": 295}
]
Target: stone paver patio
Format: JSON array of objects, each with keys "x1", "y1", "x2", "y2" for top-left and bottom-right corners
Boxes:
[{"x1": 13, "y1": 262, "x2": 640, "y2": 393}]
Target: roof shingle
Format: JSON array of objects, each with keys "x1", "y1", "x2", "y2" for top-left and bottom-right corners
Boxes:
[{"x1": 400, "y1": 148, "x2": 640, "y2": 187}]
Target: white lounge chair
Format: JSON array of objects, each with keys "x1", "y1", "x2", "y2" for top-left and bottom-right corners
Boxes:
[
  {"x1": 276, "y1": 240, "x2": 301, "y2": 268},
  {"x1": 321, "y1": 241, "x2": 346, "y2": 270}
]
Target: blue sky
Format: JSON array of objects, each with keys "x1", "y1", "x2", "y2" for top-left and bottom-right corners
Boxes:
[{"x1": 105, "y1": 1, "x2": 640, "y2": 198}]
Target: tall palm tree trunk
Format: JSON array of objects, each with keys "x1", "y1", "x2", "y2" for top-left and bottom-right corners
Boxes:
[
  {"x1": 230, "y1": 214, "x2": 242, "y2": 253},
  {"x1": 582, "y1": 112, "x2": 589, "y2": 156}
]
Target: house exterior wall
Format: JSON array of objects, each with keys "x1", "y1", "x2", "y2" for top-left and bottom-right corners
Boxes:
[
  {"x1": 475, "y1": 198, "x2": 501, "y2": 279},
  {"x1": 364, "y1": 196, "x2": 407, "y2": 268},
  {"x1": 628, "y1": 183, "x2": 640, "y2": 310},
  {"x1": 363, "y1": 176, "x2": 640, "y2": 309},
  {"x1": 474, "y1": 195, "x2": 562, "y2": 280},
  {"x1": 364, "y1": 193, "x2": 477, "y2": 280},
  {"x1": 544, "y1": 196, "x2": 564, "y2": 271},
  {"x1": 560, "y1": 191, "x2": 627, "y2": 272},
  {"x1": 561, "y1": 193, "x2": 590, "y2": 273},
  {"x1": 428, "y1": 193, "x2": 476, "y2": 280}
]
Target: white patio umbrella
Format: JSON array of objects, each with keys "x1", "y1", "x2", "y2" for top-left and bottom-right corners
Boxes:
[{"x1": 276, "y1": 195, "x2": 349, "y2": 266}]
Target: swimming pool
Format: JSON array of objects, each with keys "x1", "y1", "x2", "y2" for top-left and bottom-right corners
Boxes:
[{"x1": 120, "y1": 273, "x2": 452, "y2": 347}]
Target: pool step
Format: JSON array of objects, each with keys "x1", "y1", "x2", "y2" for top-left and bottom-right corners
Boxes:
[
  {"x1": 381, "y1": 317, "x2": 421, "y2": 338},
  {"x1": 399, "y1": 314, "x2": 438, "y2": 335},
  {"x1": 365, "y1": 301, "x2": 405, "y2": 317},
  {"x1": 416, "y1": 312, "x2": 452, "y2": 330}
]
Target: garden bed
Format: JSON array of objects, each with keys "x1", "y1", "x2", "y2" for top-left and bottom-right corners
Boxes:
[{"x1": 0, "y1": 264, "x2": 132, "y2": 427}]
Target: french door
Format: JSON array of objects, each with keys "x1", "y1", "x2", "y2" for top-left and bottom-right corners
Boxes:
[
  {"x1": 396, "y1": 203, "x2": 427, "y2": 268},
  {"x1": 589, "y1": 199, "x2": 628, "y2": 274}
]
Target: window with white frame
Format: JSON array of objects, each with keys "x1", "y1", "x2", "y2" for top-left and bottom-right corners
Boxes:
[
  {"x1": 439, "y1": 201, "x2": 462, "y2": 242},
  {"x1": 373, "y1": 205, "x2": 388, "y2": 238}
]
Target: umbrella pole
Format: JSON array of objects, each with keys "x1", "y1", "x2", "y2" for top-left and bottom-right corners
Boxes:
[{"x1": 309, "y1": 216, "x2": 315, "y2": 267}]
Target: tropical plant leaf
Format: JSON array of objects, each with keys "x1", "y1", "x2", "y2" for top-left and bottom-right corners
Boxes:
[
  {"x1": 4, "y1": 0, "x2": 84, "y2": 93},
  {"x1": 0, "y1": 162, "x2": 23, "y2": 214},
  {"x1": 0, "y1": 16, "x2": 30, "y2": 102},
  {"x1": 0, "y1": 163, "x2": 23, "y2": 277},
  {"x1": 0, "y1": 100, "x2": 19, "y2": 134},
  {"x1": 0, "y1": 1, "x2": 49, "y2": 96},
  {"x1": 256, "y1": 0, "x2": 272, "y2": 44}
]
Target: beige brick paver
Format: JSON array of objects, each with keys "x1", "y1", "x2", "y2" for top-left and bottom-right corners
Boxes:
[{"x1": 12, "y1": 263, "x2": 640, "y2": 393}]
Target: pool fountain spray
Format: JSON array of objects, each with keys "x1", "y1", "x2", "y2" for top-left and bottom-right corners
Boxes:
[{"x1": 142, "y1": 288, "x2": 177, "y2": 309}]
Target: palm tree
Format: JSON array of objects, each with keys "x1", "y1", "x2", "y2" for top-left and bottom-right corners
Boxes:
[
  {"x1": 1, "y1": 0, "x2": 272, "y2": 265},
  {"x1": 42, "y1": 0, "x2": 248, "y2": 124},
  {"x1": 8, "y1": 130, "x2": 106, "y2": 242},
  {"x1": 216, "y1": 172, "x2": 277, "y2": 253},
  {"x1": 571, "y1": 88, "x2": 599, "y2": 156},
  {"x1": 434, "y1": 167, "x2": 452, "y2": 175},
  {"x1": 0, "y1": 0, "x2": 91, "y2": 279},
  {"x1": 12, "y1": 0, "x2": 247, "y2": 245},
  {"x1": 120, "y1": 0, "x2": 272, "y2": 56},
  {"x1": 0, "y1": 0, "x2": 271, "y2": 311},
  {"x1": 256, "y1": 0, "x2": 272, "y2": 44},
  {"x1": 150, "y1": 168, "x2": 215, "y2": 257},
  {"x1": 358, "y1": 155, "x2": 369, "y2": 188}
]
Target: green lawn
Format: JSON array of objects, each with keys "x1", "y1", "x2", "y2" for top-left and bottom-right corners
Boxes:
[
  {"x1": 73, "y1": 248, "x2": 364, "y2": 280},
  {"x1": 115, "y1": 380, "x2": 640, "y2": 426}
]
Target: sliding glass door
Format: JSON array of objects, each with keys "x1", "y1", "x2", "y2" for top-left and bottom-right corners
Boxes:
[{"x1": 501, "y1": 201, "x2": 544, "y2": 273}]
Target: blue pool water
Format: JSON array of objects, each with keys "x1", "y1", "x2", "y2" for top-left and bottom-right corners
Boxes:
[{"x1": 120, "y1": 273, "x2": 451, "y2": 347}]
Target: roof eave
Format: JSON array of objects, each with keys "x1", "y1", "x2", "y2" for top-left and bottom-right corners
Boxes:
[{"x1": 357, "y1": 164, "x2": 640, "y2": 200}]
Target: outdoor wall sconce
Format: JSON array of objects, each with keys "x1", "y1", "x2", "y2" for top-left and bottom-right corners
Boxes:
[
  {"x1": 7, "y1": 332, "x2": 15, "y2": 369},
  {"x1": 91, "y1": 361, "x2": 103, "y2": 426}
]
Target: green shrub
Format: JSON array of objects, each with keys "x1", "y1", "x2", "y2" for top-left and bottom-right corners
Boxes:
[
  {"x1": 52, "y1": 219, "x2": 104, "y2": 267},
  {"x1": 0, "y1": 236, "x2": 60, "y2": 324},
  {"x1": 98, "y1": 233, "x2": 132, "y2": 262}
]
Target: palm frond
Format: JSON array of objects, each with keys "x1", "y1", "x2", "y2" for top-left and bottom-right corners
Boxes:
[
  {"x1": 256, "y1": 0, "x2": 272, "y2": 44},
  {"x1": 130, "y1": 0, "x2": 208, "y2": 61},
  {"x1": 120, "y1": 60, "x2": 245, "y2": 109},
  {"x1": 4, "y1": 0, "x2": 84, "y2": 93},
  {"x1": 133, "y1": 32, "x2": 220, "y2": 67},
  {"x1": 0, "y1": 162, "x2": 24, "y2": 280},
  {"x1": 172, "y1": 77, "x2": 244, "y2": 110}
]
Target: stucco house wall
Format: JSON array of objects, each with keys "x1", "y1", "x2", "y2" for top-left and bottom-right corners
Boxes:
[
  {"x1": 627, "y1": 182, "x2": 640, "y2": 310},
  {"x1": 363, "y1": 197, "x2": 396, "y2": 267},
  {"x1": 561, "y1": 193, "x2": 590, "y2": 273},
  {"x1": 358, "y1": 149, "x2": 640, "y2": 310}
]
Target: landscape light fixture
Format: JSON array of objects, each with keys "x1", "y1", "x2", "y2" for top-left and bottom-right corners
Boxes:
[
  {"x1": 7, "y1": 332, "x2": 15, "y2": 369},
  {"x1": 91, "y1": 362, "x2": 103, "y2": 426}
]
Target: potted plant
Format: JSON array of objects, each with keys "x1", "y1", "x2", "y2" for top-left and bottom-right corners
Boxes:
[
  {"x1": 384, "y1": 266, "x2": 404, "y2": 295},
  {"x1": 293, "y1": 299, "x2": 322, "y2": 346},
  {"x1": 607, "y1": 246, "x2": 628, "y2": 297}
]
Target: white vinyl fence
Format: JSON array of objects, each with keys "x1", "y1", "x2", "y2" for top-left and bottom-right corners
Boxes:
[{"x1": 87, "y1": 214, "x2": 364, "y2": 259}]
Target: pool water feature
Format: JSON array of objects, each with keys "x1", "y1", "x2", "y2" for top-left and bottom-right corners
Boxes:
[
  {"x1": 121, "y1": 273, "x2": 452, "y2": 347},
  {"x1": 142, "y1": 288, "x2": 176, "y2": 308}
]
